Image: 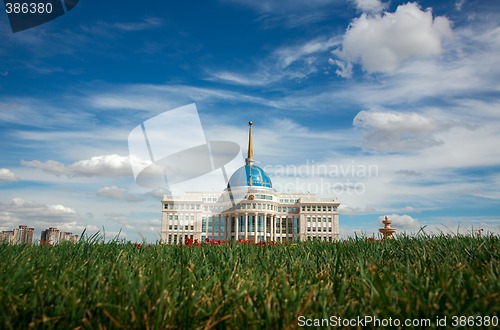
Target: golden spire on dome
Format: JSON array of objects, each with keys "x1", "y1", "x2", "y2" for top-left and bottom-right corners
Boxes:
[
  {"x1": 246, "y1": 121, "x2": 255, "y2": 166},
  {"x1": 248, "y1": 121, "x2": 253, "y2": 159}
]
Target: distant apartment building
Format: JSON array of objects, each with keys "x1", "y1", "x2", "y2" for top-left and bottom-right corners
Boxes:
[
  {"x1": 0, "y1": 225, "x2": 34, "y2": 245},
  {"x1": 41, "y1": 227, "x2": 78, "y2": 245}
]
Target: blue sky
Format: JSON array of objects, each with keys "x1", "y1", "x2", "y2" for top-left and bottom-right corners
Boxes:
[{"x1": 1, "y1": 0, "x2": 499, "y2": 242}]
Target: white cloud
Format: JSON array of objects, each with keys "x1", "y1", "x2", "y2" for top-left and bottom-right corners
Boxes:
[
  {"x1": 19, "y1": 160, "x2": 66, "y2": 176},
  {"x1": 48, "y1": 204, "x2": 76, "y2": 214},
  {"x1": 395, "y1": 169, "x2": 422, "y2": 177},
  {"x1": 145, "y1": 188, "x2": 167, "y2": 200},
  {"x1": 208, "y1": 71, "x2": 269, "y2": 86},
  {"x1": 7, "y1": 197, "x2": 76, "y2": 215},
  {"x1": 379, "y1": 214, "x2": 420, "y2": 230},
  {"x1": 415, "y1": 216, "x2": 500, "y2": 236},
  {"x1": 353, "y1": 110, "x2": 444, "y2": 151},
  {"x1": 97, "y1": 186, "x2": 144, "y2": 202},
  {"x1": 223, "y1": 0, "x2": 337, "y2": 13},
  {"x1": 0, "y1": 97, "x2": 95, "y2": 128},
  {"x1": 209, "y1": 37, "x2": 340, "y2": 86},
  {"x1": 208, "y1": 62, "x2": 309, "y2": 87},
  {"x1": 353, "y1": 0, "x2": 387, "y2": 14},
  {"x1": 104, "y1": 213, "x2": 162, "y2": 235},
  {"x1": 113, "y1": 17, "x2": 163, "y2": 31},
  {"x1": 455, "y1": 0, "x2": 465, "y2": 11},
  {"x1": 354, "y1": 111, "x2": 439, "y2": 131},
  {"x1": 328, "y1": 59, "x2": 353, "y2": 78},
  {"x1": 21, "y1": 154, "x2": 133, "y2": 177},
  {"x1": 0, "y1": 198, "x2": 83, "y2": 233},
  {"x1": 0, "y1": 168, "x2": 18, "y2": 181},
  {"x1": 69, "y1": 155, "x2": 132, "y2": 177},
  {"x1": 274, "y1": 37, "x2": 340, "y2": 68},
  {"x1": 332, "y1": 2, "x2": 453, "y2": 75},
  {"x1": 89, "y1": 84, "x2": 275, "y2": 111}
]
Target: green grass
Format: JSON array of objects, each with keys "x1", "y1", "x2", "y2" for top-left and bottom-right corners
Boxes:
[{"x1": 1, "y1": 234, "x2": 499, "y2": 329}]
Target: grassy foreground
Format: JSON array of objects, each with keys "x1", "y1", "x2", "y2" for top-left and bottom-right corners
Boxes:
[{"x1": 1, "y1": 235, "x2": 499, "y2": 329}]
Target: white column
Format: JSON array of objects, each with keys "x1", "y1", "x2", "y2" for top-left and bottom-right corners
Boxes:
[
  {"x1": 271, "y1": 215, "x2": 275, "y2": 242},
  {"x1": 211, "y1": 215, "x2": 215, "y2": 240},
  {"x1": 224, "y1": 214, "x2": 228, "y2": 241},
  {"x1": 225, "y1": 215, "x2": 232, "y2": 240},
  {"x1": 263, "y1": 214, "x2": 267, "y2": 242},
  {"x1": 235, "y1": 214, "x2": 239, "y2": 241},
  {"x1": 275, "y1": 215, "x2": 278, "y2": 242},
  {"x1": 278, "y1": 216, "x2": 282, "y2": 243},
  {"x1": 179, "y1": 214, "x2": 184, "y2": 245},
  {"x1": 244, "y1": 213, "x2": 248, "y2": 240},
  {"x1": 254, "y1": 213, "x2": 258, "y2": 243},
  {"x1": 270, "y1": 215, "x2": 273, "y2": 242},
  {"x1": 216, "y1": 215, "x2": 220, "y2": 240}
]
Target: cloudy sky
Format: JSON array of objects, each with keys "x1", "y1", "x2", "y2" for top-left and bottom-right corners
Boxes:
[{"x1": 1, "y1": 0, "x2": 499, "y2": 242}]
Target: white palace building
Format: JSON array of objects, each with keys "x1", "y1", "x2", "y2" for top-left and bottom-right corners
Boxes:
[{"x1": 161, "y1": 122, "x2": 340, "y2": 244}]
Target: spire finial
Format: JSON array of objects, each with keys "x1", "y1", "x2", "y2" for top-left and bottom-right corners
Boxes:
[{"x1": 246, "y1": 121, "x2": 254, "y2": 166}]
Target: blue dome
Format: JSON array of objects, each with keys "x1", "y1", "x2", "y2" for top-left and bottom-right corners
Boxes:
[{"x1": 227, "y1": 165, "x2": 272, "y2": 189}]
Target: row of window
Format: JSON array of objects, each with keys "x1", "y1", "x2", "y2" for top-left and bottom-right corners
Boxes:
[
  {"x1": 254, "y1": 194, "x2": 273, "y2": 200},
  {"x1": 201, "y1": 216, "x2": 225, "y2": 233},
  {"x1": 279, "y1": 198, "x2": 299, "y2": 203},
  {"x1": 164, "y1": 203, "x2": 227, "y2": 212},
  {"x1": 307, "y1": 227, "x2": 334, "y2": 232},
  {"x1": 307, "y1": 236, "x2": 336, "y2": 242},
  {"x1": 306, "y1": 216, "x2": 333, "y2": 222},
  {"x1": 278, "y1": 207, "x2": 297, "y2": 213},
  {"x1": 202, "y1": 197, "x2": 219, "y2": 202},
  {"x1": 229, "y1": 194, "x2": 273, "y2": 201},
  {"x1": 164, "y1": 203, "x2": 200, "y2": 210},
  {"x1": 167, "y1": 215, "x2": 195, "y2": 221},
  {"x1": 235, "y1": 203, "x2": 275, "y2": 211},
  {"x1": 167, "y1": 234, "x2": 193, "y2": 244},
  {"x1": 301, "y1": 205, "x2": 337, "y2": 212},
  {"x1": 168, "y1": 225, "x2": 195, "y2": 231}
]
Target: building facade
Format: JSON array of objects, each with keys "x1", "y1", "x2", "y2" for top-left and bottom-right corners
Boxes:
[
  {"x1": 0, "y1": 225, "x2": 34, "y2": 245},
  {"x1": 161, "y1": 122, "x2": 340, "y2": 244},
  {"x1": 41, "y1": 227, "x2": 79, "y2": 245}
]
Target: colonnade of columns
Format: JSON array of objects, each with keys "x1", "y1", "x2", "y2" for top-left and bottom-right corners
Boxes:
[
  {"x1": 164, "y1": 211, "x2": 339, "y2": 244},
  {"x1": 222, "y1": 212, "x2": 297, "y2": 243}
]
